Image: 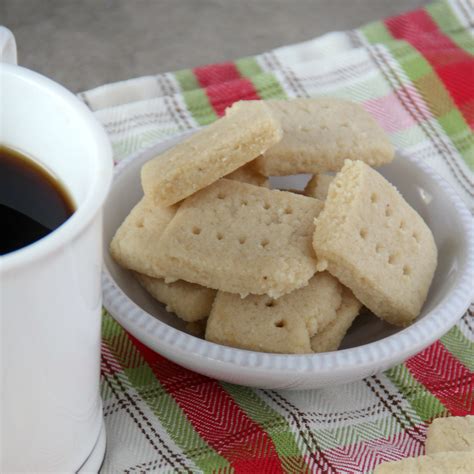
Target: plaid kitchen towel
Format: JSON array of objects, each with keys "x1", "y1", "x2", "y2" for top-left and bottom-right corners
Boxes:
[{"x1": 82, "y1": 1, "x2": 473, "y2": 472}]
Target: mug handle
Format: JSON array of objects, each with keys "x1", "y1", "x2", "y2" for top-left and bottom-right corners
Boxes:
[{"x1": 0, "y1": 26, "x2": 17, "y2": 65}]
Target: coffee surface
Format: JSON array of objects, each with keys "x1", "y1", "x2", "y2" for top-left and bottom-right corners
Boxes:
[{"x1": 0, "y1": 146, "x2": 75, "y2": 255}]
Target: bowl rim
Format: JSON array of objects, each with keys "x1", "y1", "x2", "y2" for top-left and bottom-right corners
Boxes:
[{"x1": 102, "y1": 133, "x2": 474, "y2": 375}]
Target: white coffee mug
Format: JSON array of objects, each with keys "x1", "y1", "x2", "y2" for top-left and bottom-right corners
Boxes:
[{"x1": 0, "y1": 27, "x2": 113, "y2": 472}]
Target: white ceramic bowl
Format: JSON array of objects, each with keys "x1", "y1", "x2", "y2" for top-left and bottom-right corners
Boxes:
[{"x1": 102, "y1": 133, "x2": 474, "y2": 390}]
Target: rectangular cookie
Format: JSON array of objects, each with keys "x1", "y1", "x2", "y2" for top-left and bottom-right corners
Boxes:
[
  {"x1": 155, "y1": 179, "x2": 323, "y2": 298},
  {"x1": 304, "y1": 174, "x2": 334, "y2": 200},
  {"x1": 226, "y1": 161, "x2": 269, "y2": 187},
  {"x1": 141, "y1": 101, "x2": 282, "y2": 207},
  {"x1": 426, "y1": 416, "x2": 474, "y2": 454},
  {"x1": 206, "y1": 272, "x2": 342, "y2": 354},
  {"x1": 311, "y1": 288, "x2": 361, "y2": 353},
  {"x1": 109, "y1": 197, "x2": 177, "y2": 278},
  {"x1": 206, "y1": 292, "x2": 311, "y2": 354},
  {"x1": 134, "y1": 272, "x2": 215, "y2": 322},
  {"x1": 312, "y1": 160, "x2": 437, "y2": 326},
  {"x1": 226, "y1": 98, "x2": 394, "y2": 176},
  {"x1": 374, "y1": 451, "x2": 473, "y2": 473}
]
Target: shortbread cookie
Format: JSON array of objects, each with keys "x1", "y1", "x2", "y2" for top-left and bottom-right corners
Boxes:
[
  {"x1": 311, "y1": 288, "x2": 361, "y2": 352},
  {"x1": 304, "y1": 174, "x2": 334, "y2": 200},
  {"x1": 155, "y1": 179, "x2": 323, "y2": 298},
  {"x1": 206, "y1": 298, "x2": 304, "y2": 354},
  {"x1": 206, "y1": 272, "x2": 342, "y2": 353},
  {"x1": 227, "y1": 98, "x2": 394, "y2": 176},
  {"x1": 374, "y1": 451, "x2": 473, "y2": 473},
  {"x1": 312, "y1": 160, "x2": 437, "y2": 326},
  {"x1": 134, "y1": 273, "x2": 215, "y2": 322},
  {"x1": 226, "y1": 161, "x2": 269, "y2": 187},
  {"x1": 206, "y1": 292, "x2": 311, "y2": 353},
  {"x1": 110, "y1": 197, "x2": 177, "y2": 278},
  {"x1": 142, "y1": 101, "x2": 282, "y2": 206},
  {"x1": 426, "y1": 416, "x2": 474, "y2": 454},
  {"x1": 300, "y1": 272, "x2": 343, "y2": 335}
]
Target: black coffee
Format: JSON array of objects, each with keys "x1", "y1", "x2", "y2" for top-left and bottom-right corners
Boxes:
[{"x1": 0, "y1": 146, "x2": 75, "y2": 255}]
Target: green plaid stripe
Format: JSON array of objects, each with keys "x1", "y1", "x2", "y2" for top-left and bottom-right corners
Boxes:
[
  {"x1": 235, "y1": 57, "x2": 264, "y2": 77},
  {"x1": 222, "y1": 383, "x2": 310, "y2": 473},
  {"x1": 175, "y1": 69, "x2": 201, "y2": 92},
  {"x1": 102, "y1": 311, "x2": 230, "y2": 472},
  {"x1": 427, "y1": 2, "x2": 474, "y2": 54},
  {"x1": 441, "y1": 326, "x2": 474, "y2": 371},
  {"x1": 385, "y1": 365, "x2": 447, "y2": 422},
  {"x1": 361, "y1": 10, "x2": 474, "y2": 170},
  {"x1": 182, "y1": 89, "x2": 218, "y2": 126},
  {"x1": 249, "y1": 72, "x2": 287, "y2": 100}
]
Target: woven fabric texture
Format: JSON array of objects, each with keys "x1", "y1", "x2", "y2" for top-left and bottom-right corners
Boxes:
[{"x1": 81, "y1": 1, "x2": 473, "y2": 471}]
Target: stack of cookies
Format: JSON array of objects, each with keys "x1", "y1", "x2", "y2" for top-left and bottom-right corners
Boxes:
[{"x1": 110, "y1": 98, "x2": 438, "y2": 354}]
